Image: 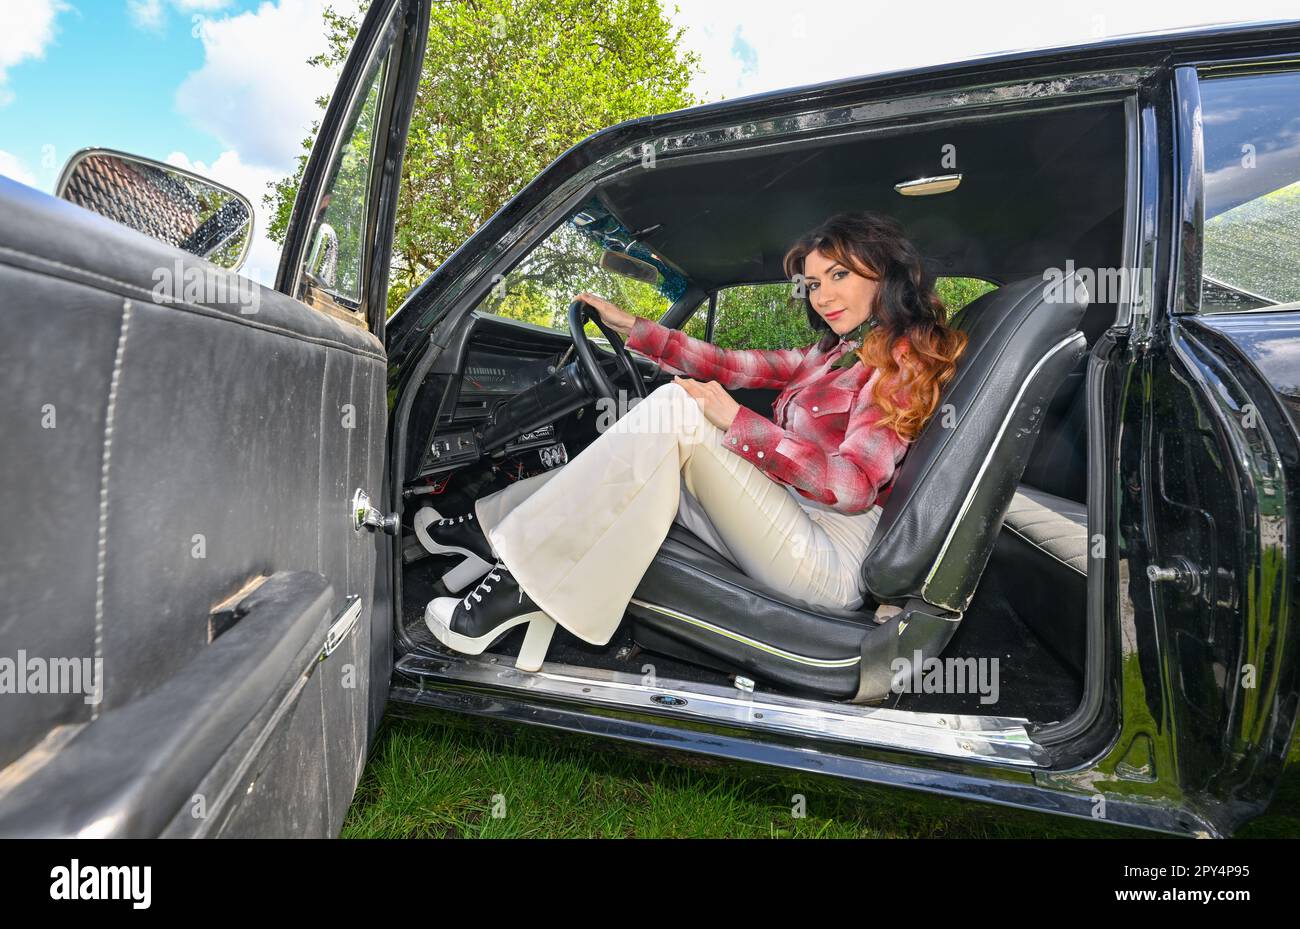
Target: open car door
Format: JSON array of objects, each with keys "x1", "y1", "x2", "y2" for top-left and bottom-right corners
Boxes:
[{"x1": 0, "y1": 0, "x2": 428, "y2": 837}]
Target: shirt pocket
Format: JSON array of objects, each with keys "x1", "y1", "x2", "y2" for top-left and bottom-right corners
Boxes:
[{"x1": 796, "y1": 385, "x2": 856, "y2": 418}]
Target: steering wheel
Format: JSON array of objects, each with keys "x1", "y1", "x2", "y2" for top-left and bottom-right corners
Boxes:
[{"x1": 567, "y1": 299, "x2": 649, "y2": 408}]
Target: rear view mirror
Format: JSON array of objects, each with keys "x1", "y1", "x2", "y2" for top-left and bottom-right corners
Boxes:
[
  {"x1": 56, "y1": 148, "x2": 253, "y2": 272},
  {"x1": 600, "y1": 249, "x2": 662, "y2": 287}
]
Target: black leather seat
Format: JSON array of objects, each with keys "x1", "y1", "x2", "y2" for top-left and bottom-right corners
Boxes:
[
  {"x1": 628, "y1": 274, "x2": 1090, "y2": 702},
  {"x1": 993, "y1": 484, "x2": 1089, "y2": 674},
  {"x1": 629, "y1": 523, "x2": 878, "y2": 696},
  {"x1": 1004, "y1": 485, "x2": 1088, "y2": 577}
]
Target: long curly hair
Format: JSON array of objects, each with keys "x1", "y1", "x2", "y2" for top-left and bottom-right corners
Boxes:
[{"x1": 783, "y1": 211, "x2": 968, "y2": 441}]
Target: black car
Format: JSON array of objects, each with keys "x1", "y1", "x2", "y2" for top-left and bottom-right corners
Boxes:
[{"x1": 2, "y1": 1, "x2": 1298, "y2": 838}]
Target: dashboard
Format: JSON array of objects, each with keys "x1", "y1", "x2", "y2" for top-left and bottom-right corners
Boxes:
[
  {"x1": 408, "y1": 311, "x2": 660, "y2": 484},
  {"x1": 448, "y1": 348, "x2": 563, "y2": 423},
  {"x1": 409, "y1": 314, "x2": 578, "y2": 480},
  {"x1": 463, "y1": 349, "x2": 558, "y2": 396}
]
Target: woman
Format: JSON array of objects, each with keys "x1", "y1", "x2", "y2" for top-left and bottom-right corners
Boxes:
[{"x1": 418, "y1": 211, "x2": 968, "y2": 671}]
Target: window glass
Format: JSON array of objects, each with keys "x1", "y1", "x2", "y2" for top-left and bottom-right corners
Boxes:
[
  {"x1": 685, "y1": 283, "x2": 811, "y2": 349},
  {"x1": 936, "y1": 276, "x2": 997, "y2": 314},
  {"x1": 688, "y1": 276, "x2": 993, "y2": 350},
  {"x1": 296, "y1": 49, "x2": 389, "y2": 324},
  {"x1": 476, "y1": 200, "x2": 686, "y2": 336},
  {"x1": 1200, "y1": 71, "x2": 1300, "y2": 311}
]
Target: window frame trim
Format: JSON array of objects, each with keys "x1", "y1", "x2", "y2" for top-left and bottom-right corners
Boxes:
[
  {"x1": 273, "y1": 0, "x2": 407, "y2": 331},
  {"x1": 1186, "y1": 61, "x2": 1300, "y2": 316}
]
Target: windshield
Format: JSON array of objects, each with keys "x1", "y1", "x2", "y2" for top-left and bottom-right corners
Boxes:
[{"x1": 474, "y1": 197, "x2": 690, "y2": 332}]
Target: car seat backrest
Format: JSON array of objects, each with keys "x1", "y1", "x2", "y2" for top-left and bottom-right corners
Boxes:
[{"x1": 861, "y1": 274, "x2": 1089, "y2": 612}]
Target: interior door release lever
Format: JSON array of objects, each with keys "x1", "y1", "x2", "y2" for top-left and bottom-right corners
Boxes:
[{"x1": 352, "y1": 488, "x2": 398, "y2": 535}]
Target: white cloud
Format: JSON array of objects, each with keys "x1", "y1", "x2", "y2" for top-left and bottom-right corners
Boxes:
[
  {"x1": 0, "y1": 150, "x2": 38, "y2": 187},
  {"x1": 129, "y1": 0, "x2": 231, "y2": 33},
  {"x1": 176, "y1": 0, "x2": 359, "y2": 169},
  {"x1": 670, "y1": 0, "x2": 1300, "y2": 103},
  {"x1": 127, "y1": 0, "x2": 165, "y2": 31},
  {"x1": 167, "y1": 149, "x2": 284, "y2": 286},
  {"x1": 0, "y1": 0, "x2": 66, "y2": 105}
]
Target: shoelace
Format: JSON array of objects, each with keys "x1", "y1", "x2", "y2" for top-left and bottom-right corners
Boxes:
[{"x1": 461, "y1": 561, "x2": 521, "y2": 611}]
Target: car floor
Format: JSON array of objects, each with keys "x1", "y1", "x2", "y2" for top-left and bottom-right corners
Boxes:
[
  {"x1": 400, "y1": 548, "x2": 1083, "y2": 727},
  {"x1": 400, "y1": 554, "x2": 738, "y2": 687}
]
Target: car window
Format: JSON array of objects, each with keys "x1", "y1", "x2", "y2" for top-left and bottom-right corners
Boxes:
[
  {"x1": 683, "y1": 282, "x2": 812, "y2": 349},
  {"x1": 1199, "y1": 70, "x2": 1300, "y2": 312},
  {"x1": 936, "y1": 276, "x2": 998, "y2": 315},
  {"x1": 476, "y1": 204, "x2": 684, "y2": 336},
  {"x1": 685, "y1": 276, "x2": 994, "y2": 350},
  {"x1": 294, "y1": 46, "x2": 391, "y2": 325}
]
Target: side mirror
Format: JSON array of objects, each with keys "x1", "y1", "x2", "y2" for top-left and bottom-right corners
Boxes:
[{"x1": 55, "y1": 148, "x2": 253, "y2": 272}]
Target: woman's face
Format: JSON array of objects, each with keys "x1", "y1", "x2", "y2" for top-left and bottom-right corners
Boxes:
[{"x1": 802, "y1": 248, "x2": 878, "y2": 336}]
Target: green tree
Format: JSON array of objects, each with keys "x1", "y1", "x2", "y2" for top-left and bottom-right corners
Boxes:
[
  {"x1": 935, "y1": 276, "x2": 996, "y2": 316},
  {"x1": 267, "y1": 0, "x2": 700, "y2": 315},
  {"x1": 685, "y1": 283, "x2": 816, "y2": 350},
  {"x1": 689, "y1": 278, "x2": 995, "y2": 352},
  {"x1": 475, "y1": 220, "x2": 676, "y2": 334}
]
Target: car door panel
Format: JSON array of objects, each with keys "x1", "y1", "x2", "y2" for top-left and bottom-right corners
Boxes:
[
  {"x1": 0, "y1": 180, "x2": 386, "y2": 836},
  {"x1": 0, "y1": 252, "x2": 118, "y2": 775},
  {"x1": 0, "y1": 571, "x2": 335, "y2": 837},
  {"x1": 0, "y1": 0, "x2": 428, "y2": 836},
  {"x1": 1167, "y1": 314, "x2": 1300, "y2": 832}
]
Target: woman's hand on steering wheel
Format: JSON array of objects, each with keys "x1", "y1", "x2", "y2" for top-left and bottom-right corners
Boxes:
[{"x1": 575, "y1": 292, "x2": 637, "y2": 339}]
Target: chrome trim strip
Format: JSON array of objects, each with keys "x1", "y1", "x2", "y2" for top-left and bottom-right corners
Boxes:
[
  {"x1": 321, "y1": 596, "x2": 362, "y2": 659},
  {"x1": 629, "y1": 598, "x2": 860, "y2": 668},
  {"x1": 894, "y1": 173, "x2": 962, "y2": 196},
  {"x1": 923, "y1": 331, "x2": 1088, "y2": 600},
  {"x1": 646, "y1": 71, "x2": 1143, "y2": 166},
  {"x1": 1172, "y1": 66, "x2": 1205, "y2": 315},
  {"x1": 396, "y1": 650, "x2": 1046, "y2": 767},
  {"x1": 1110, "y1": 93, "x2": 1143, "y2": 332}
]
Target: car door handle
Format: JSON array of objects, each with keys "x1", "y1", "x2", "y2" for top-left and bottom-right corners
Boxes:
[
  {"x1": 320, "y1": 595, "x2": 362, "y2": 660},
  {"x1": 351, "y1": 488, "x2": 398, "y2": 535}
]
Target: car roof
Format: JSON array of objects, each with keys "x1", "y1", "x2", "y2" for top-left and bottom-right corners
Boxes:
[
  {"x1": 579, "y1": 20, "x2": 1296, "y2": 292},
  {"x1": 634, "y1": 19, "x2": 1300, "y2": 128},
  {"x1": 386, "y1": 18, "x2": 1299, "y2": 355}
]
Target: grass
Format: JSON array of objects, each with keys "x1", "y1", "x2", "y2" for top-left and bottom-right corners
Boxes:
[{"x1": 341, "y1": 716, "x2": 1144, "y2": 839}]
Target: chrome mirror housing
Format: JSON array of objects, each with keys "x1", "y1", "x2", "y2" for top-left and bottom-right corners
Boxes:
[{"x1": 56, "y1": 148, "x2": 253, "y2": 272}]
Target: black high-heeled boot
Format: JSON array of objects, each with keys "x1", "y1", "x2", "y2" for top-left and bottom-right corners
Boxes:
[
  {"x1": 424, "y1": 562, "x2": 557, "y2": 671},
  {"x1": 412, "y1": 507, "x2": 497, "y2": 592}
]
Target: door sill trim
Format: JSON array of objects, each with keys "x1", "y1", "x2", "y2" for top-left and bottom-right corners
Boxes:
[{"x1": 394, "y1": 649, "x2": 1047, "y2": 768}]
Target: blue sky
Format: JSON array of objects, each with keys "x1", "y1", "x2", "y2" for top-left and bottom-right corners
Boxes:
[
  {"x1": 2, "y1": 0, "x2": 1296, "y2": 284},
  {"x1": 3, "y1": 1, "x2": 255, "y2": 192},
  {"x1": 1, "y1": 0, "x2": 359, "y2": 281}
]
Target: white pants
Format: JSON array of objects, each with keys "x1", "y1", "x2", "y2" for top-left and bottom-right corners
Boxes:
[{"x1": 474, "y1": 382, "x2": 882, "y2": 645}]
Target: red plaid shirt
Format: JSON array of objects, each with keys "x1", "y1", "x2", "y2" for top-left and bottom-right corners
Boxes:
[{"x1": 626, "y1": 316, "x2": 911, "y2": 515}]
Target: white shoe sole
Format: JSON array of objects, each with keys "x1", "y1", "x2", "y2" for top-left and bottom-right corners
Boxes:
[
  {"x1": 412, "y1": 506, "x2": 494, "y2": 592},
  {"x1": 424, "y1": 597, "x2": 557, "y2": 672}
]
